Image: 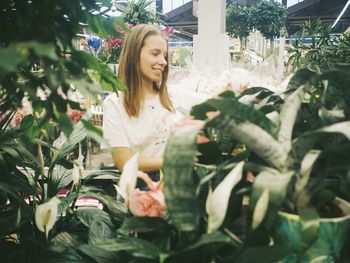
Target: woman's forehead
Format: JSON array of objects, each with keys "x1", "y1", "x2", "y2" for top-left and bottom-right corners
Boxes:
[{"x1": 143, "y1": 35, "x2": 167, "y2": 51}]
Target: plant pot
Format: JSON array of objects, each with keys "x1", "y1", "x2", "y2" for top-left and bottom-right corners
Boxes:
[{"x1": 272, "y1": 197, "x2": 350, "y2": 262}]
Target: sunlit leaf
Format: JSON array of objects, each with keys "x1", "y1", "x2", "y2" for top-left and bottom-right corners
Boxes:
[
  {"x1": 206, "y1": 161, "x2": 244, "y2": 233},
  {"x1": 252, "y1": 189, "x2": 269, "y2": 231}
]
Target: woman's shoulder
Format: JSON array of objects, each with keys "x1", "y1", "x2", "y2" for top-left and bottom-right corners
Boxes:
[
  {"x1": 104, "y1": 92, "x2": 120, "y2": 103},
  {"x1": 104, "y1": 92, "x2": 124, "y2": 106},
  {"x1": 103, "y1": 92, "x2": 124, "y2": 113}
]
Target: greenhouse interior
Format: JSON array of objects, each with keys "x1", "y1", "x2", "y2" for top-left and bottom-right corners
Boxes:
[{"x1": 1, "y1": 0, "x2": 350, "y2": 262}]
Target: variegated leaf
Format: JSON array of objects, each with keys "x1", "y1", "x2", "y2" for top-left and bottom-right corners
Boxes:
[{"x1": 206, "y1": 161, "x2": 244, "y2": 233}]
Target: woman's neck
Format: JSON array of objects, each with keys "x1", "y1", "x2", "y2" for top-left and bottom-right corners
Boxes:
[{"x1": 142, "y1": 80, "x2": 158, "y2": 99}]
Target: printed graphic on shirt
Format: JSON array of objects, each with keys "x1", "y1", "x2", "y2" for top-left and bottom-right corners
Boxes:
[{"x1": 149, "y1": 113, "x2": 174, "y2": 148}]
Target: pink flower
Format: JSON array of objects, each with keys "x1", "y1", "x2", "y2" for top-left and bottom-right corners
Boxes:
[
  {"x1": 246, "y1": 171, "x2": 255, "y2": 183},
  {"x1": 239, "y1": 82, "x2": 249, "y2": 91},
  {"x1": 173, "y1": 116, "x2": 205, "y2": 129},
  {"x1": 196, "y1": 134, "x2": 210, "y2": 144},
  {"x1": 206, "y1": 111, "x2": 220, "y2": 119},
  {"x1": 128, "y1": 173, "x2": 166, "y2": 217},
  {"x1": 161, "y1": 26, "x2": 175, "y2": 37}
]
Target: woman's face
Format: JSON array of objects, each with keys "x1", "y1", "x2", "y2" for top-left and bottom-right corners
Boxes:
[{"x1": 139, "y1": 34, "x2": 167, "y2": 84}]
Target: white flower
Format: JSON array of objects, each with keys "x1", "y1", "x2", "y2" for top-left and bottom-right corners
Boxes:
[
  {"x1": 115, "y1": 152, "x2": 140, "y2": 205},
  {"x1": 35, "y1": 197, "x2": 60, "y2": 239},
  {"x1": 72, "y1": 143, "x2": 84, "y2": 185}
]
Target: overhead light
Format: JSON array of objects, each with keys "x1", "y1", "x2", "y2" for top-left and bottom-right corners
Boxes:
[{"x1": 332, "y1": 0, "x2": 350, "y2": 28}]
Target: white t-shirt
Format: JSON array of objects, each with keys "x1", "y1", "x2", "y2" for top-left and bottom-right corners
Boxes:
[{"x1": 102, "y1": 93, "x2": 178, "y2": 158}]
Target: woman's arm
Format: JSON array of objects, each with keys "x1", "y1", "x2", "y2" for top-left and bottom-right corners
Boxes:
[{"x1": 111, "y1": 147, "x2": 163, "y2": 172}]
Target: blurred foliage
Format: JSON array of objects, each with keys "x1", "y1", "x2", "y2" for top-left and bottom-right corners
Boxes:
[
  {"x1": 287, "y1": 19, "x2": 350, "y2": 71},
  {"x1": 251, "y1": 0, "x2": 288, "y2": 51},
  {"x1": 120, "y1": 0, "x2": 160, "y2": 25}
]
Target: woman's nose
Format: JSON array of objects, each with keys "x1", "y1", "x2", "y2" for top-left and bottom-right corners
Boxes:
[{"x1": 159, "y1": 55, "x2": 167, "y2": 66}]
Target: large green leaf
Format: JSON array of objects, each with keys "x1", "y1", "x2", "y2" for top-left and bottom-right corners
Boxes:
[
  {"x1": 83, "y1": 170, "x2": 120, "y2": 183},
  {"x1": 293, "y1": 150, "x2": 321, "y2": 205},
  {"x1": 248, "y1": 171, "x2": 294, "y2": 232},
  {"x1": 206, "y1": 162, "x2": 244, "y2": 233},
  {"x1": 76, "y1": 209, "x2": 116, "y2": 244},
  {"x1": 208, "y1": 114, "x2": 287, "y2": 171},
  {"x1": 191, "y1": 94, "x2": 278, "y2": 137},
  {"x1": 233, "y1": 244, "x2": 298, "y2": 263},
  {"x1": 183, "y1": 231, "x2": 233, "y2": 251},
  {"x1": 278, "y1": 85, "x2": 306, "y2": 152},
  {"x1": 163, "y1": 123, "x2": 203, "y2": 232},
  {"x1": 77, "y1": 189, "x2": 128, "y2": 226},
  {"x1": 286, "y1": 68, "x2": 317, "y2": 92},
  {"x1": 19, "y1": 42, "x2": 58, "y2": 60},
  {"x1": 291, "y1": 121, "x2": 350, "y2": 166},
  {"x1": 165, "y1": 231, "x2": 234, "y2": 263},
  {"x1": 119, "y1": 217, "x2": 169, "y2": 233},
  {"x1": 79, "y1": 236, "x2": 166, "y2": 260},
  {"x1": 50, "y1": 232, "x2": 81, "y2": 251},
  {"x1": 0, "y1": 47, "x2": 23, "y2": 72}
]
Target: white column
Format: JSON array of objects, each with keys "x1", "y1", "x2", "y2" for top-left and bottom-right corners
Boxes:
[{"x1": 193, "y1": 0, "x2": 229, "y2": 71}]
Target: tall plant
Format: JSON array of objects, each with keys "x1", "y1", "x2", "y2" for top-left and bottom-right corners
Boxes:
[
  {"x1": 121, "y1": 0, "x2": 160, "y2": 25},
  {"x1": 0, "y1": 0, "x2": 127, "y2": 261},
  {"x1": 0, "y1": 0, "x2": 127, "y2": 137},
  {"x1": 226, "y1": 2, "x2": 254, "y2": 60},
  {"x1": 287, "y1": 19, "x2": 350, "y2": 70},
  {"x1": 251, "y1": 0, "x2": 287, "y2": 52},
  {"x1": 190, "y1": 66, "x2": 350, "y2": 261}
]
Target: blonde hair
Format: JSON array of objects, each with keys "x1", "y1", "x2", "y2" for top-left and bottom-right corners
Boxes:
[{"x1": 118, "y1": 24, "x2": 174, "y2": 117}]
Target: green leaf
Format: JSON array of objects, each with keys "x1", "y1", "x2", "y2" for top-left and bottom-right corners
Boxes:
[
  {"x1": 191, "y1": 102, "x2": 216, "y2": 120},
  {"x1": 83, "y1": 170, "x2": 120, "y2": 183},
  {"x1": 165, "y1": 231, "x2": 234, "y2": 263},
  {"x1": 119, "y1": 217, "x2": 169, "y2": 233},
  {"x1": 78, "y1": 190, "x2": 128, "y2": 226},
  {"x1": 291, "y1": 121, "x2": 350, "y2": 165},
  {"x1": 234, "y1": 244, "x2": 298, "y2": 263},
  {"x1": 205, "y1": 97, "x2": 278, "y2": 136},
  {"x1": 278, "y1": 85, "x2": 306, "y2": 152},
  {"x1": 206, "y1": 162, "x2": 244, "y2": 233},
  {"x1": 58, "y1": 113, "x2": 73, "y2": 137},
  {"x1": 51, "y1": 231, "x2": 80, "y2": 249},
  {"x1": 208, "y1": 115, "x2": 287, "y2": 170},
  {"x1": 248, "y1": 171, "x2": 294, "y2": 232},
  {"x1": 163, "y1": 123, "x2": 204, "y2": 231},
  {"x1": 293, "y1": 150, "x2": 321, "y2": 203},
  {"x1": 183, "y1": 231, "x2": 232, "y2": 252},
  {"x1": 77, "y1": 209, "x2": 116, "y2": 244},
  {"x1": 19, "y1": 42, "x2": 58, "y2": 60},
  {"x1": 252, "y1": 189, "x2": 269, "y2": 231},
  {"x1": 81, "y1": 119, "x2": 108, "y2": 147},
  {"x1": 286, "y1": 68, "x2": 316, "y2": 92},
  {"x1": 239, "y1": 87, "x2": 273, "y2": 97},
  {"x1": 0, "y1": 47, "x2": 23, "y2": 71},
  {"x1": 79, "y1": 236, "x2": 166, "y2": 259}
]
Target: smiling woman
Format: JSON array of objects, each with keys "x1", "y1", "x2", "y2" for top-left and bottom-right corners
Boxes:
[{"x1": 102, "y1": 24, "x2": 178, "y2": 177}]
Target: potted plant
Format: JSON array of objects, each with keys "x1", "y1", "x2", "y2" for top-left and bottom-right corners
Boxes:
[
  {"x1": 0, "y1": 0, "x2": 129, "y2": 261},
  {"x1": 189, "y1": 65, "x2": 350, "y2": 262}
]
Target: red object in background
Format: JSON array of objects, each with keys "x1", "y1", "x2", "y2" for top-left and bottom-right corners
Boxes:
[{"x1": 69, "y1": 109, "x2": 84, "y2": 123}]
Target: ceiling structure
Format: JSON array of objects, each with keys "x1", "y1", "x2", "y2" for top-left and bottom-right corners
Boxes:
[{"x1": 162, "y1": 0, "x2": 350, "y2": 39}]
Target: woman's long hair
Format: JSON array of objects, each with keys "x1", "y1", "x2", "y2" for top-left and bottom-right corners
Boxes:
[{"x1": 118, "y1": 24, "x2": 174, "y2": 117}]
